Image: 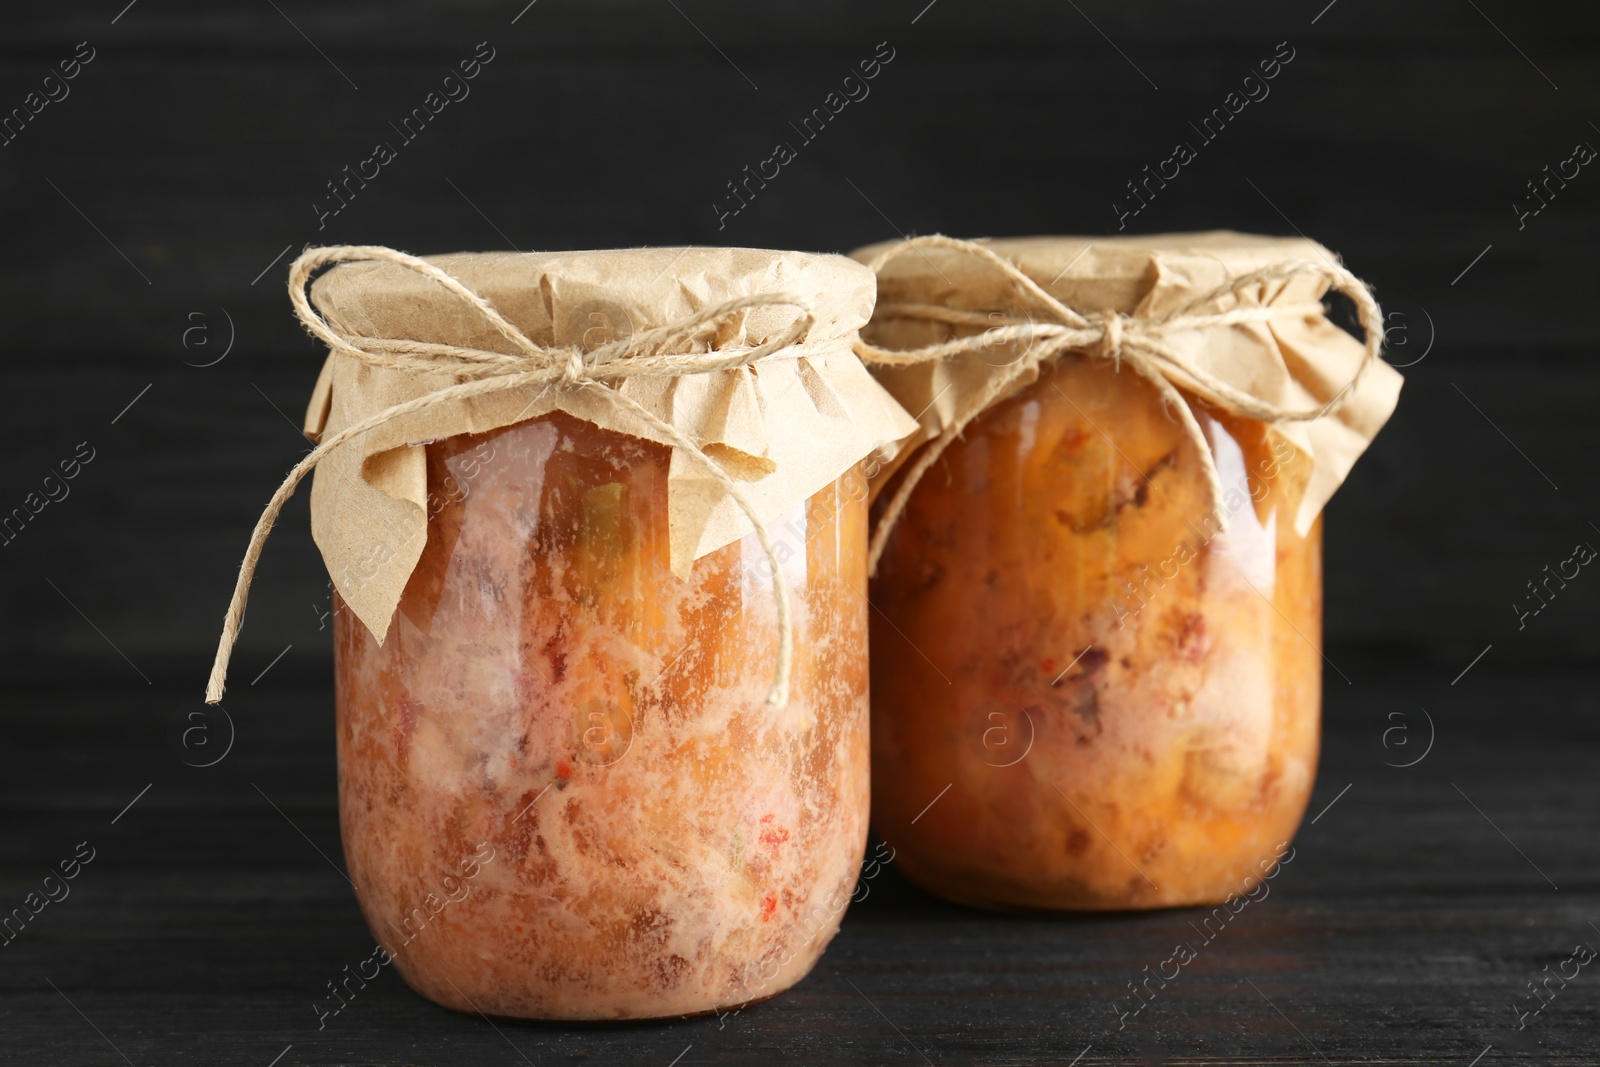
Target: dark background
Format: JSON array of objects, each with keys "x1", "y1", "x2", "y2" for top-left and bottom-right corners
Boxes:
[{"x1": 2, "y1": 1, "x2": 1597, "y2": 1064}]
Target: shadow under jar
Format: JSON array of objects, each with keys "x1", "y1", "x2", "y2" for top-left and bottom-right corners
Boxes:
[
  {"x1": 334, "y1": 410, "x2": 870, "y2": 1019},
  {"x1": 868, "y1": 356, "x2": 1320, "y2": 911}
]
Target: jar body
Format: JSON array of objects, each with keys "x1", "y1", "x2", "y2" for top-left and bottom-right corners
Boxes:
[
  {"x1": 869, "y1": 357, "x2": 1320, "y2": 910},
  {"x1": 333, "y1": 411, "x2": 870, "y2": 1019}
]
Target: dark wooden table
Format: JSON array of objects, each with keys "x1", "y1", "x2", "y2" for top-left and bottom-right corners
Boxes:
[{"x1": 3, "y1": 654, "x2": 1594, "y2": 1066}]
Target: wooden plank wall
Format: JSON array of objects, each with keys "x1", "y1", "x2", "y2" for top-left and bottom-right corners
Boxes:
[{"x1": 1, "y1": 0, "x2": 1596, "y2": 682}]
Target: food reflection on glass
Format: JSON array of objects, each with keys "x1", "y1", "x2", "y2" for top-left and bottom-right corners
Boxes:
[
  {"x1": 337, "y1": 414, "x2": 873, "y2": 1019},
  {"x1": 869, "y1": 358, "x2": 1320, "y2": 910}
]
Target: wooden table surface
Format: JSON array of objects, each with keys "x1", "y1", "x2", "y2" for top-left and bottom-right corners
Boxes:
[{"x1": 3, "y1": 656, "x2": 1594, "y2": 1066}]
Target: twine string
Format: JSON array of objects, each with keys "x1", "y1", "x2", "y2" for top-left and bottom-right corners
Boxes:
[
  {"x1": 207, "y1": 245, "x2": 816, "y2": 709},
  {"x1": 854, "y1": 235, "x2": 1384, "y2": 573}
]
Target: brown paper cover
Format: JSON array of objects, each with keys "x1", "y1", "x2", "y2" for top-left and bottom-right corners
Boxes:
[
  {"x1": 302, "y1": 247, "x2": 919, "y2": 642},
  {"x1": 852, "y1": 231, "x2": 1403, "y2": 535}
]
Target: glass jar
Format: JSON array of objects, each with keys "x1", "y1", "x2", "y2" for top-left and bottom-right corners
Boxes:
[
  {"x1": 868, "y1": 355, "x2": 1320, "y2": 910},
  {"x1": 334, "y1": 409, "x2": 870, "y2": 1019}
]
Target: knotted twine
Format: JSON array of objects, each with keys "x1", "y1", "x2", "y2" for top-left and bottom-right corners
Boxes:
[
  {"x1": 854, "y1": 235, "x2": 1384, "y2": 573},
  {"x1": 207, "y1": 244, "x2": 819, "y2": 709}
]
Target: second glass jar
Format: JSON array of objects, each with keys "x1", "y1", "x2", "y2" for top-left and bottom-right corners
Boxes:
[{"x1": 869, "y1": 356, "x2": 1320, "y2": 911}]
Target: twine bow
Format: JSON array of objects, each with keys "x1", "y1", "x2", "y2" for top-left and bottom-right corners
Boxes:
[
  {"x1": 854, "y1": 235, "x2": 1384, "y2": 573},
  {"x1": 207, "y1": 245, "x2": 817, "y2": 709}
]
